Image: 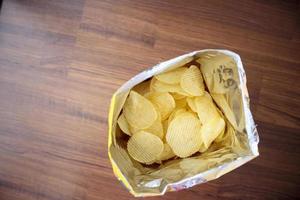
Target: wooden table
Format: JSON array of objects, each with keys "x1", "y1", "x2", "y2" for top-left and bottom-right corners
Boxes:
[{"x1": 0, "y1": 0, "x2": 299, "y2": 199}]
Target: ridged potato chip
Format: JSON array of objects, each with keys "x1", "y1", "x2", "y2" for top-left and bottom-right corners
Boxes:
[
  {"x1": 171, "y1": 92, "x2": 186, "y2": 100},
  {"x1": 155, "y1": 67, "x2": 187, "y2": 84},
  {"x1": 186, "y1": 97, "x2": 197, "y2": 112},
  {"x1": 214, "y1": 122, "x2": 226, "y2": 143},
  {"x1": 180, "y1": 65, "x2": 205, "y2": 96},
  {"x1": 175, "y1": 98, "x2": 187, "y2": 109},
  {"x1": 166, "y1": 112, "x2": 202, "y2": 158},
  {"x1": 145, "y1": 92, "x2": 175, "y2": 120},
  {"x1": 214, "y1": 108, "x2": 227, "y2": 143},
  {"x1": 157, "y1": 143, "x2": 175, "y2": 161},
  {"x1": 127, "y1": 131, "x2": 164, "y2": 164},
  {"x1": 117, "y1": 113, "x2": 131, "y2": 136},
  {"x1": 123, "y1": 91, "x2": 157, "y2": 129},
  {"x1": 130, "y1": 116, "x2": 164, "y2": 139},
  {"x1": 152, "y1": 104, "x2": 162, "y2": 121},
  {"x1": 194, "y1": 92, "x2": 220, "y2": 124},
  {"x1": 200, "y1": 117, "x2": 225, "y2": 148},
  {"x1": 198, "y1": 143, "x2": 208, "y2": 153},
  {"x1": 162, "y1": 120, "x2": 168, "y2": 136},
  {"x1": 151, "y1": 168, "x2": 184, "y2": 182},
  {"x1": 179, "y1": 158, "x2": 211, "y2": 175},
  {"x1": 211, "y1": 93, "x2": 237, "y2": 129},
  {"x1": 147, "y1": 119, "x2": 164, "y2": 139},
  {"x1": 150, "y1": 78, "x2": 190, "y2": 96},
  {"x1": 167, "y1": 108, "x2": 187, "y2": 126}
]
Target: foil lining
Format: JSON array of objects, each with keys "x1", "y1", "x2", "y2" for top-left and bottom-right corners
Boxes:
[{"x1": 107, "y1": 49, "x2": 259, "y2": 197}]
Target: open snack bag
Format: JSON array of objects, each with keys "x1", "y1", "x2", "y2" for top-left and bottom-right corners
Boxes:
[{"x1": 108, "y1": 50, "x2": 259, "y2": 197}]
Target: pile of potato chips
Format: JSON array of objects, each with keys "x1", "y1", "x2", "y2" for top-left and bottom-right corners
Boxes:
[{"x1": 117, "y1": 65, "x2": 226, "y2": 164}]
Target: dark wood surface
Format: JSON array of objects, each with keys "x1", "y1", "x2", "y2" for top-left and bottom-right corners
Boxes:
[{"x1": 0, "y1": 0, "x2": 299, "y2": 199}]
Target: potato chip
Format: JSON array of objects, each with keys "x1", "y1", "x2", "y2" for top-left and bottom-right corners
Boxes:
[
  {"x1": 211, "y1": 93, "x2": 237, "y2": 129},
  {"x1": 145, "y1": 92, "x2": 175, "y2": 120},
  {"x1": 180, "y1": 65, "x2": 205, "y2": 96},
  {"x1": 186, "y1": 97, "x2": 197, "y2": 112},
  {"x1": 130, "y1": 116, "x2": 164, "y2": 139},
  {"x1": 155, "y1": 67, "x2": 187, "y2": 84},
  {"x1": 127, "y1": 131, "x2": 164, "y2": 164},
  {"x1": 123, "y1": 91, "x2": 157, "y2": 129},
  {"x1": 166, "y1": 112, "x2": 202, "y2": 158},
  {"x1": 157, "y1": 143, "x2": 175, "y2": 161},
  {"x1": 151, "y1": 168, "x2": 184, "y2": 181},
  {"x1": 117, "y1": 113, "x2": 131, "y2": 136},
  {"x1": 186, "y1": 107, "x2": 197, "y2": 115},
  {"x1": 175, "y1": 98, "x2": 187, "y2": 109},
  {"x1": 150, "y1": 78, "x2": 190, "y2": 96},
  {"x1": 180, "y1": 158, "x2": 210, "y2": 175},
  {"x1": 200, "y1": 117, "x2": 225, "y2": 148},
  {"x1": 147, "y1": 119, "x2": 164, "y2": 139},
  {"x1": 171, "y1": 92, "x2": 186, "y2": 100},
  {"x1": 152, "y1": 103, "x2": 162, "y2": 121},
  {"x1": 194, "y1": 92, "x2": 220, "y2": 124},
  {"x1": 198, "y1": 143, "x2": 208, "y2": 153},
  {"x1": 214, "y1": 108, "x2": 227, "y2": 143},
  {"x1": 214, "y1": 122, "x2": 226, "y2": 143},
  {"x1": 219, "y1": 123, "x2": 237, "y2": 146},
  {"x1": 167, "y1": 108, "x2": 187, "y2": 126},
  {"x1": 132, "y1": 79, "x2": 151, "y2": 95},
  {"x1": 162, "y1": 120, "x2": 168, "y2": 136}
]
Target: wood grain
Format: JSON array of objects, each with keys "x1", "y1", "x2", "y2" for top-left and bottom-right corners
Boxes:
[{"x1": 0, "y1": 0, "x2": 299, "y2": 199}]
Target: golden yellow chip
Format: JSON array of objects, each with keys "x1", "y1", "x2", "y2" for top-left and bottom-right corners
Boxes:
[
  {"x1": 155, "y1": 67, "x2": 187, "y2": 84},
  {"x1": 214, "y1": 108, "x2": 227, "y2": 143},
  {"x1": 198, "y1": 143, "x2": 208, "y2": 153},
  {"x1": 150, "y1": 78, "x2": 190, "y2": 96},
  {"x1": 171, "y1": 92, "x2": 186, "y2": 100},
  {"x1": 152, "y1": 103, "x2": 162, "y2": 121},
  {"x1": 117, "y1": 113, "x2": 131, "y2": 136},
  {"x1": 180, "y1": 65, "x2": 205, "y2": 96},
  {"x1": 167, "y1": 108, "x2": 187, "y2": 126},
  {"x1": 162, "y1": 120, "x2": 168, "y2": 137},
  {"x1": 127, "y1": 131, "x2": 164, "y2": 164},
  {"x1": 180, "y1": 158, "x2": 210, "y2": 174},
  {"x1": 166, "y1": 112, "x2": 202, "y2": 158},
  {"x1": 194, "y1": 92, "x2": 220, "y2": 124},
  {"x1": 211, "y1": 93, "x2": 237, "y2": 129},
  {"x1": 214, "y1": 122, "x2": 226, "y2": 143},
  {"x1": 200, "y1": 117, "x2": 225, "y2": 148},
  {"x1": 145, "y1": 92, "x2": 175, "y2": 120},
  {"x1": 186, "y1": 97, "x2": 197, "y2": 112},
  {"x1": 151, "y1": 168, "x2": 184, "y2": 181},
  {"x1": 130, "y1": 116, "x2": 164, "y2": 139},
  {"x1": 146, "y1": 119, "x2": 164, "y2": 139},
  {"x1": 157, "y1": 143, "x2": 175, "y2": 161},
  {"x1": 123, "y1": 91, "x2": 157, "y2": 129},
  {"x1": 132, "y1": 80, "x2": 151, "y2": 95},
  {"x1": 175, "y1": 98, "x2": 187, "y2": 109}
]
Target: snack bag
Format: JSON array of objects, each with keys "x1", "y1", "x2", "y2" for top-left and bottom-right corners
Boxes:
[{"x1": 108, "y1": 50, "x2": 259, "y2": 197}]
